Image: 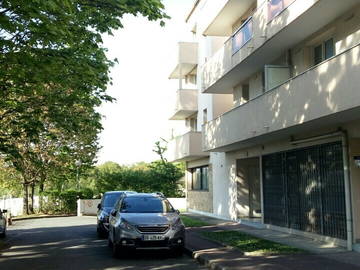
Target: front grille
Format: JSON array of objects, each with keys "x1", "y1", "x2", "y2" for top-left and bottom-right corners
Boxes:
[{"x1": 137, "y1": 225, "x2": 169, "y2": 234}]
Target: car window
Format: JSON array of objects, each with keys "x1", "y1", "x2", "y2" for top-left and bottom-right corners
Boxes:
[
  {"x1": 102, "y1": 193, "x2": 123, "y2": 207},
  {"x1": 120, "y1": 197, "x2": 174, "y2": 213}
]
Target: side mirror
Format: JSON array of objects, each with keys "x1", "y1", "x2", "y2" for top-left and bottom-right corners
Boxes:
[
  {"x1": 110, "y1": 209, "x2": 117, "y2": 217},
  {"x1": 97, "y1": 203, "x2": 101, "y2": 210},
  {"x1": 175, "y1": 210, "x2": 180, "y2": 215},
  {"x1": 2, "y1": 209, "x2": 7, "y2": 213}
]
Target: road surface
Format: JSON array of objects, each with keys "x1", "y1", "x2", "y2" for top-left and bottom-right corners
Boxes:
[{"x1": 0, "y1": 216, "x2": 206, "y2": 270}]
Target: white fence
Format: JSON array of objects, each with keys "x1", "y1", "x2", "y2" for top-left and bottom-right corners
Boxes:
[
  {"x1": 77, "y1": 198, "x2": 187, "y2": 216},
  {"x1": 0, "y1": 196, "x2": 40, "y2": 217}
]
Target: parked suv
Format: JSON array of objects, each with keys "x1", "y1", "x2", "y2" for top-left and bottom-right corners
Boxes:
[
  {"x1": 108, "y1": 193, "x2": 185, "y2": 258},
  {"x1": 0, "y1": 209, "x2": 7, "y2": 238},
  {"x1": 97, "y1": 191, "x2": 136, "y2": 237}
]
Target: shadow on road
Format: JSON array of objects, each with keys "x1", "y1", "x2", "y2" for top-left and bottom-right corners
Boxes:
[{"x1": 0, "y1": 218, "x2": 199, "y2": 270}]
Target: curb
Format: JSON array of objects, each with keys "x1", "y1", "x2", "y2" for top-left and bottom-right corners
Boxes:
[
  {"x1": 184, "y1": 245, "x2": 229, "y2": 270},
  {"x1": 12, "y1": 214, "x2": 76, "y2": 222}
]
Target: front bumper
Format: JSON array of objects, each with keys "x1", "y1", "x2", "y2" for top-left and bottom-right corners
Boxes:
[
  {"x1": 97, "y1": 219, "x2": 110, "y2": 233},
  {"x1": 114, "y1": 227, "x2": 185, "y2": 250}
]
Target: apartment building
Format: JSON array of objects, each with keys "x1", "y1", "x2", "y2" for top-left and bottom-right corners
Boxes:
[{"x1": 167, "y1": 0, "x2": 360, "y2": 251}]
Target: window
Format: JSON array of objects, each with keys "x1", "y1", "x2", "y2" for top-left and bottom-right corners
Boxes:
[
  {"x1": 191, "y1": 166, "x2": 209, "y2": 190},
  {"x1": 313, "y1": 38, "x2": 335, "y2": 65},
  {"x1": 190, "y1": 118, "x2": 197, "y2": 131},
  {"x1": 120, "y1": 197, "x2": 174, "y2": 213},
  {"x1": 324, "y1": 38, "x2": 335, "y2": 60},
  {"x1": 242, "y1": 84, "x2": 249, "y2": 102},
  {"x1": 314, "y1": 44, "x2": 323, "y2": 65},
  {"x1": 203, "y1": 109, "x2": 207, "y2": 124}
]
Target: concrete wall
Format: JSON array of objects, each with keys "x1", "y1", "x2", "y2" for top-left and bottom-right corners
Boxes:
[
  {"x1": 0, "y1": 196, "x2": 40, "y2": 217},
  {"x1": 210, "y1": 119, "x2": 360, "y2": 228},
  {"x1": 167, "y1": 131, "x2": 207, "y2": 162},
  {"x1": 201, "y1": 0, "x2": 359, "y2": 94},
  {"x1": 77, "y1": 199, "x2": 101, "y2": 216},
  {"x1": 211, "y1": 152, "x2": 236, "y2": 220},
  {"x1": 203, "y1": 43, "x2": 360, "y2": 152},
  {"x1": 186, "y1": 158, "x2": 213, "y2": 214},
  {"x1": 172, "y1": 89, "x2": 198, "y2": 116}
]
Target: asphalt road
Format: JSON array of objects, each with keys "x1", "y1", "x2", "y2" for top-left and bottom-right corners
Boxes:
[{"x1": 0, "y1": 216, "x2": 207, "y2": 270}]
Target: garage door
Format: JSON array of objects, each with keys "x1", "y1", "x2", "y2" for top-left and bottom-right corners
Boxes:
[{"x1": 263, "y1": 141, "x2": 347, "y2": 240}]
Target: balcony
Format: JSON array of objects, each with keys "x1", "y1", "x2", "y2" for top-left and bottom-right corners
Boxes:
[
  {"x1": 168, "y1": 131, "x2": 208, "y2": 162},
  {"x1": 170, "y1": 89, "x2": 198, "y2": 120},
  {"x1": 202, "y1": 0, "x2": 256, "y2": 36},
  {"x1": 203, "y1": 43, "x2": 360, "y2": 152},
  {"x1": 201, "y1": 0, "x2": 359, "y2": 94},
  {"x1": 169, "y1": 42, "x2": 198, "y2": 79}
]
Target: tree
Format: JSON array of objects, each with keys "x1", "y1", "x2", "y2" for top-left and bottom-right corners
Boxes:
[{"x1": 0, "y1": 0, "x2": 169, "y2": 213}]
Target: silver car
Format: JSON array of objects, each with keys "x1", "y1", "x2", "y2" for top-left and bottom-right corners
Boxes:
[
  {"x1": 0, "y1": 209, "x2": 7, "y2": 238},
  {"x1": 108, "y1": 193, "x2": 185, "y2": 258}
]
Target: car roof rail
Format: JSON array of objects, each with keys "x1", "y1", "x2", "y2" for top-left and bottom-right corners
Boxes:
[{"x1": 154, "y1": 192, "x2": 165, "y2": 197}]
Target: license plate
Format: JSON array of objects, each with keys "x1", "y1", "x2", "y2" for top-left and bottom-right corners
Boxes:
[{"x1": 143, "y1": 235, "x2": 165, "y2": 241}]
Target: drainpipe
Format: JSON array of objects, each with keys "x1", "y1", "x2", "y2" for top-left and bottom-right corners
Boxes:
[{"x1": 342, "y1": 130, "x2": 353, "y2": 251}]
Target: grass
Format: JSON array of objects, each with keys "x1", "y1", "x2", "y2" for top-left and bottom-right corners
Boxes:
[
  {"x1": 181, "y1": 216, "x2": 210, "y2": 228},
  {"x1": 201, "y1": 231, "x2": 305, "y2": 256}
]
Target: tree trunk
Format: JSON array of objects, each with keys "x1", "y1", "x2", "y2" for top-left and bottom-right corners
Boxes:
[
  {"x1": 39, "y1": 182, "x2": 44, "y2": 213},
  {"x1": 23, "y1": 183, "x2": 29, "y2": 215},
  {"x1": 29, "y1": 183, "x2": 35, "y2": 214}
]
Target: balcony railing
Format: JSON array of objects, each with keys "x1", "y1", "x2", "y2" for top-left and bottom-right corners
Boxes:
[
  {"x1": 201, "y1": 0, "x2": 358, "y2": 94},
  {"x1": 232, "y1": 17, "x2": 253, "y2": 55},
  {"x1": 267, "y1": 0, "x2": 296, "y2": 22},
  {"x1": 203, "y1": 43, "x2": 360, "y2": 152},
  {"x1": 167, "y1": 131, "x2": 208, "y2": 162}
]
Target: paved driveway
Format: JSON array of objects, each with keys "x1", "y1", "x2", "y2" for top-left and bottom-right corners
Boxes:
[{"x1": 0, "y1": 216, "x2": 206, "y2": 270}]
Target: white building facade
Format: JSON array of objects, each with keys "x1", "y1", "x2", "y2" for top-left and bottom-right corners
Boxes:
[{"x1": 167, "y1": 0, "x2": 360, "y2": 251}]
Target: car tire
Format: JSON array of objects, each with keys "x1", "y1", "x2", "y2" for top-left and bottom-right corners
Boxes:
[
  {"x1": 97, "y1": 227, "x2": 107, "y2": 238},
  {"x1": 112, "y1": 242, "x2": 122, "y2": 258},
  {"x1": 108, "y1": 236, "x2": 113, "y2": 248},
  {"x1": 171, "y1": 246, "x2": 183, "y2": 257}
]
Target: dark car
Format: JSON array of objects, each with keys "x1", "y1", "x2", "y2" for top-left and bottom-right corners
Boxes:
[
  {"x1": 97, "y1": 191, "x2": 136, "y2": 237},
  {"x1": 0, "y1": 209, "x2": 7, "y2": 238},
  {"x1": 108, "y1": 193, "x2": 185, "y2": 258}
]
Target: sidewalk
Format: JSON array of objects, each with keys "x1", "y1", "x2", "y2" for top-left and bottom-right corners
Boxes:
[{"x1": 184, "y1": 212, "x2": 360, "y2": 270}]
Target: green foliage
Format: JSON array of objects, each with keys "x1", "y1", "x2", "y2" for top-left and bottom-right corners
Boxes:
[
  {"x1": 180, "y1": 216, "x2": 210, "y2": 228},
  {"x1": 82, "y1": 160, "x2": 185, "y2": 198},
  {"x1": 41, "y1": 188, "x2": 95, "y2": 214},
  {"x1": 0, "y1": 0, "x2": 168, "y2": 214},
  {"x1": 201, "y1": 231, "x2": 305, "y2": 255}
]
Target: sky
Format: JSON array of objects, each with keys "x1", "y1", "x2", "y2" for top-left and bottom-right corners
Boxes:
[{"x1": 97, "y1": 0, "x2": 195, "y2": 165}]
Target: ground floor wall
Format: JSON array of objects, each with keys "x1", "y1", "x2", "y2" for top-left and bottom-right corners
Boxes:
[
  {"x1": 209, "y1": 119, "x2": 360, "y2": 246},
  {"x1": 186, "y1": 157, "x2": 213, "y2": 213}
]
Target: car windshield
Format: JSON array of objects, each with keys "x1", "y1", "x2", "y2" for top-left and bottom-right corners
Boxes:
[
  {"x1": 103, "y1": 193, "x2": 122, "y2": 207},
  {"x1": 120, "y1": 197, "x2": 174, "y2": 213}
]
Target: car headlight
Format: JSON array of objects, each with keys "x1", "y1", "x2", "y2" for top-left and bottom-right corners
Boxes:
[
  {"x1": 99, "y1": 213, "x2": 109, "y2": 222},
  {"x1": 119, "y1": 219, "x2": 134, "y2": 231},
  {"x1": 171, "y1": 218, "x2": 184, "y2": 230}
]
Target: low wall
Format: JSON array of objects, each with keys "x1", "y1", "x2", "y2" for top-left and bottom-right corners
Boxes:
[
  {"x1": 77, "y1": 198, "x2": 186, "y2": 216},
  {"x1": 168, "y1": 198, "x2": 186, "y2": 211},
  {"x1": 77, "y1": 199, "x2": 101, "y2": 216},
  {"x1": 0, "y1": 196, "x2": 40, "y2": 216}
]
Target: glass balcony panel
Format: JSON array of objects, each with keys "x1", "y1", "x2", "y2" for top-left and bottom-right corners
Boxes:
[
  {"x1": 268, "y1": 0, "x2": 295, "y2": 22},
  {"x1": 232, "y1": 18, "x2": 253, "y2": 54}
]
